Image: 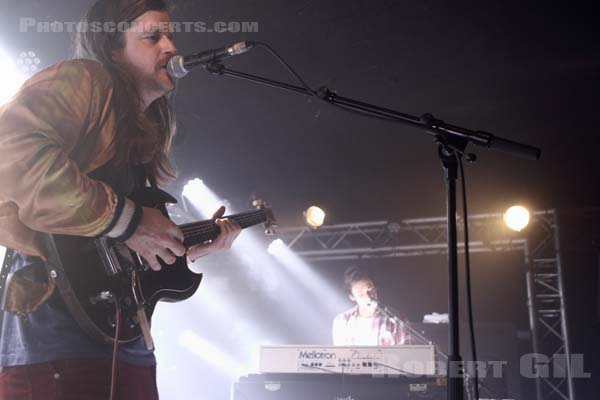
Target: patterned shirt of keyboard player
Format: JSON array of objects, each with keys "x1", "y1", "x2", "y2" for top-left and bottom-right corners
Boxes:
[{"x1": 332, "y1": 306, "x2": 410, "y2": 346}]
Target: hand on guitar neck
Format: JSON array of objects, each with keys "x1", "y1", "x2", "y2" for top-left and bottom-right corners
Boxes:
[
  {"x1": 124, "y1": 205, "x2": 241, "y2": 271},
  {"x1": 185, "y1": 206, "x2": 241, "y2": 262}
]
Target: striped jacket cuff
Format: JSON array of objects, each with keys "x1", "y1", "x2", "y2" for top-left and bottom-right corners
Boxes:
[{"x1": 102, "y1": 196, "x2": 137, "y2": 239}]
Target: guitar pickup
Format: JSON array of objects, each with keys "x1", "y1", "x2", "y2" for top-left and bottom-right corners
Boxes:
[
  {"x1": 94, "y1": 237, "x2": 122, "y2": 276},
  {"x1": 94, "y1": 238, "x2": 145, "y2": 275}
]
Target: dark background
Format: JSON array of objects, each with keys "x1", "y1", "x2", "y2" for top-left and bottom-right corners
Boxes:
[{"x1": 1, "y1": 1, "x2": 598, "y2": 399}]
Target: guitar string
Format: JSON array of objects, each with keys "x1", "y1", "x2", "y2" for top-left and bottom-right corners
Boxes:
[
  {"x1": 181, "y1": 216, "x2": 265, "y2": 238},
  {"x1": 179, "y1": 211, "x2": 267, "y2": 238},
  {"x1": 182, "y1": 222, "x2": 265, "y2": 242},
  {"x1": 179, "y1": 209, "x2": 264, "y2": 225},
  {"x1": 178, "y1": 210, "x2": 264, "y2": 232},
  {"x1": 179, "y1": 211, "x2": 265, "y2": 234}
]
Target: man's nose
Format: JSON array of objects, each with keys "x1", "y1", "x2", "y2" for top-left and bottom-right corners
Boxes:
[{"x1": 163, "y1": 37, "x2": 177, "y2": 55}]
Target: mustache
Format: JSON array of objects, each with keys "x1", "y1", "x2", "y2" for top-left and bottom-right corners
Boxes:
[{"x1": 157, "y1": 56, "x2": 175, "y2": 68}]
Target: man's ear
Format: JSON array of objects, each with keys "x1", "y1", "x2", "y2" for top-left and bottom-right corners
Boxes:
[{"x1": 348, "y1": 294, "x2": 355, "y2": 302}]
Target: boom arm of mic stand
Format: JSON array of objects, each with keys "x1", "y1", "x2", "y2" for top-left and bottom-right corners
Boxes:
[
  {"x1": 204, "y1": 61, "x2": 500, "y2": 400},
  {"x1": 204, "y1": 64, "x2": 541, "y2": 161}
]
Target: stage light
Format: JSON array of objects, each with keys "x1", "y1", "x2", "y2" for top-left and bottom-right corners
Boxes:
[
  {"x1": 268, "y1": 238, "x2": 348, "y2": 316},
  {"x1": 16, "y1": 50, "x2": 41, "y2": 74},
  {"x1": 178, "y1": 329, "x2": 248, "y2": 378},
  {"x1": 181, "y1": 179, "x2": 338, "y2": 339},
  {"x1": 503, "y1": 205, "x2": 530, "y2": 232},
  {"x1": 0, "y1": 48, "x2": 26, "y2": 106},
  {"x1": 267, "y1": 238, "x2": 286, "y2": 255},
  {"x1": 304, "y1": 206, "x2": 325, "y2": 228},
  {"x1": 182, "y1": 178, "x2": 223, "y2": 216}
]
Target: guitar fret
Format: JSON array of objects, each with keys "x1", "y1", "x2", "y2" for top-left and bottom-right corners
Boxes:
[{"x1": 181, "y1": 210, "x2": 267, "y2": 247}]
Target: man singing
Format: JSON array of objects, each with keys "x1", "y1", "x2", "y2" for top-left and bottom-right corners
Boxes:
[
  {"x1": 332, "y1": 267, "x2": 410, "y2": 346},
  {"x1": 0, "y1": 0, "x2": 240, "y2": 398}
]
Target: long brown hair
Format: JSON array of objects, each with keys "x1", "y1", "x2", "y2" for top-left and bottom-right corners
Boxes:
[{"x1": 73, "y1": 0, "x2": 176, "y2": 184}]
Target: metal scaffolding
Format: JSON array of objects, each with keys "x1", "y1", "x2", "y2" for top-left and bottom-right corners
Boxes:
[
  {"x1": 525, "y1": 211, "x2": 575, "y2": 400},
  {"x1": 277, "y1": 210, "x2": 574, "y2": 400}
]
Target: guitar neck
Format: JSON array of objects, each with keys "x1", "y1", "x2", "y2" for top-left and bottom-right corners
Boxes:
[{"x1": 179, "y1": 209, "x2": 267, "y2": 247}]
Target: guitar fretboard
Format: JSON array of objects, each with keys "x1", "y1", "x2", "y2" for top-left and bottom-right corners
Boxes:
[{"x1": 179, "y1": 210, "x2": 267, "y2": 247}]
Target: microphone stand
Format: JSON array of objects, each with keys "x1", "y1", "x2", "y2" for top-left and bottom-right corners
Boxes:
[
  {"x1": 379, "y1": 305, "x2": 449, "y2": 370},
  {"x1": 203, "y1": 62, "x2": 541, "y2": 400},
  {"x1": 380, "y1": 305, "x2": 476, "y2": 400}
]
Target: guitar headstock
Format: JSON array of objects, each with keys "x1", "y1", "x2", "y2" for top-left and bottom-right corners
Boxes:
[{"x1": 252, "y1": 199, "x2": 277, "y2": 235}]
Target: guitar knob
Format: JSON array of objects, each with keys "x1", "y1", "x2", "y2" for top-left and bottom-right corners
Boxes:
[{"x1": 90, "y1": 291, "x2": 114, "y2": 305}]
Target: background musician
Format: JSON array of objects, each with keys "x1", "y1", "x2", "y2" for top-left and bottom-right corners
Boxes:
[{"x1": 332, "y1": 266, "x2": 410, "y2": 346}]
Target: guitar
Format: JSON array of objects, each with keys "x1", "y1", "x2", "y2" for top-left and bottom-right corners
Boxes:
[{"x1": 41, "y1": 186, "x2": 276, "y2": 348}]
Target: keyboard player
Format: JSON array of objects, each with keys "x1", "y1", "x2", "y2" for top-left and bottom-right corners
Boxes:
[{"x1": 332, "y1": 267, "x2": 410, "y2": 346}]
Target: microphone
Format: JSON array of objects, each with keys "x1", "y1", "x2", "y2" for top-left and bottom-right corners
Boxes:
[
  {"x1": 367, "y1": 300, "x2": 378, "y2": 308},
  {"x1": 167, "y1": 41, "x2": 255, "y2": 79},
  {"x1": 378, "y1": 303, "x2": 400, "y2": 320},
  {"x1": 365, "y1": 289, "x2": 378, "y2": 308}
]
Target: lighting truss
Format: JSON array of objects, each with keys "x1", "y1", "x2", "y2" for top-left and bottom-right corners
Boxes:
[
  {"x1": 278, "y1": 210, "x2": 575, "y2": 400},
  {"x1": 277, "y1": 213, "x2": 527, "y2": 261},
  {"x1": 524, "y1": 211, "x2": 576, "y2": 400}
]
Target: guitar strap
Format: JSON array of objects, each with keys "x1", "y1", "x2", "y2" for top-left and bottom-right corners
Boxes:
[
  {"x1": 136, "y1": 164, "x2": 157, "y2": 351},
  {"x1": 146, "y1": 167, "x2": 157, "y2": 188}
]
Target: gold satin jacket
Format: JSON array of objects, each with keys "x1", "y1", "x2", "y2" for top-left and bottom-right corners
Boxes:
[
  {"x1": 0, "y1": 59, "x2": 131, "y2": 313},
  {"x1": 0, "y1": 59, "x2": 124, "y2": 257}
]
